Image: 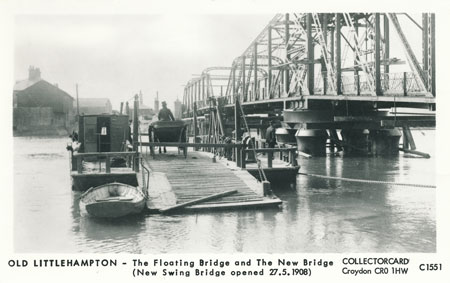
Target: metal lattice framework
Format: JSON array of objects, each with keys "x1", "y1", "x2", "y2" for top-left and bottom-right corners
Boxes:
[{"x1": 182, "y1": 13, "x2": 435, "y2": 116}]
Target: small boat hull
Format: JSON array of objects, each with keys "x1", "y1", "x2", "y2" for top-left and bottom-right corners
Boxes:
[
  {"x1": 85, "y1": 199, "x2": 145, "y2": 218},
  {"x1": 80, "y1": 182, "x2": 146, "y2": 218}
]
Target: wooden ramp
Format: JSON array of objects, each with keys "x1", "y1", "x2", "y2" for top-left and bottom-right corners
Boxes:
[{"x1": 142, "y1": 150, "x2": 282, "y2": 213}]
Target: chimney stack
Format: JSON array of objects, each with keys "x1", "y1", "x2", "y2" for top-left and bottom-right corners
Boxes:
[{"x1": 28, "y1": 66, "x2": 41, "y2": 81}]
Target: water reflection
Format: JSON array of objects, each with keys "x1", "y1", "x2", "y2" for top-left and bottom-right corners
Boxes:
[{"x1": 14, "y1": 131, "x2": 436, "y2": 253}]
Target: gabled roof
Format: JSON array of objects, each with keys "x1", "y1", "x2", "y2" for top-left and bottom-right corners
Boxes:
[
  {"x1": 14, "y1": 79, "x2": 74, "y2": 101},
  {"x1": 13, "y1": 78, "x2": 41, "y2": 92}
]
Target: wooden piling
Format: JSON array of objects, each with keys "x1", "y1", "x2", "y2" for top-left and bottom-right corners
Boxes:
[
  {"x1": 267, "y1": 151, "x2": 273, "y2": 168},
  {"x1": 399, "y1": 148, "x2": 430, "y2": 158},
  {"x1": 133, "y1": 95, "x2": 140, "y2": 172},
  {"x1": 105, "y1": 156, "x2": 111, "y2": 173},
  {"x1": 289, "y1": 149, "x2": 297, "y2": 166},
  {"x1": 262, "y1": 181, "x2": 271, "y2": 196},
  {"x1": 77, "y1": 157, "x2": 83, "y2": 174},
  {"x1": 402, "y1": 125, "x2": 416, "y2": 150}
]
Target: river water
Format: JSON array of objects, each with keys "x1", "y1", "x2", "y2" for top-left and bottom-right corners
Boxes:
[{"x1": 13, "y1": 130, "x2": 435, "y2": 253}]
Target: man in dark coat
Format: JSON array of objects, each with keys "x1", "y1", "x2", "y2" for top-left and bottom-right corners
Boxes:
[
  {"x1": 158, "y1": 101, "x2": 175, "y2": 121},
  {"x1": 265, "y1": 120, "x2": 277, "y2": 148},
  {"x1": 157, "y1": 101, "x2": 174, "y2": 153}
]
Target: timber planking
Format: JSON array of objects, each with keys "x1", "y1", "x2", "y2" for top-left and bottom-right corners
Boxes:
[{"x1": 143, "y1": 150, "x2": 282, "y2": 212}]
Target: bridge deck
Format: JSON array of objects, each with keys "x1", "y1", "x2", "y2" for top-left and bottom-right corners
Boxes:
[
  {"x1": 220, "y1": 94, "x2": 435, "y2": 108},
  {"x1": 142, "y1": 150, "x2": 282, "y2": 213}
]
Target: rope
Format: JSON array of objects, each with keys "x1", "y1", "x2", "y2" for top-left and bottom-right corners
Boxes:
[
  {"x1": 298, "y1": 172, "x2": 436, "y2": 188},
  {"x1": 237, "y1": 98, "x2": 268, "y2": 182}
]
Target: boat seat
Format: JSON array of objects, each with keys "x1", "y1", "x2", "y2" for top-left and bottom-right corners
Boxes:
[{"x1": 96, "y1": 197, "x2": 134, "y2": 202}]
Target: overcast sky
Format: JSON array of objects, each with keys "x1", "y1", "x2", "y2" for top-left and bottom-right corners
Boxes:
[
  {"x1": 14, "y1": 13, "x2": 431, "y2": 112},
  {"x1": 14, "y1": 14, "x2": 274, "y2": 110}
]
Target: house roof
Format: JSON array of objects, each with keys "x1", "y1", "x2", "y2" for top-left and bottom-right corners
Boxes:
[
  {"x1": 78, "y1": 98, "x2": 111, "y2": 108},
  {"x1": 14, "y1": 79, "x2": 74, "y2": 101},
  {"x1": 13, "y1": 78, "x2": 41, "y2": 92}
]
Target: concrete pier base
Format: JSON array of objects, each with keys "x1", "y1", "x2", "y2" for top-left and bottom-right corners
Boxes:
[
  {"x1": 340, "y1": 129, "x2": 370, "y2": 156},
  {"x1": 295, "y1": 129, "x2": 328, "y2": 156},
  {"x1": 369, "y1": 129, "x2": 402, "y2": 156}
]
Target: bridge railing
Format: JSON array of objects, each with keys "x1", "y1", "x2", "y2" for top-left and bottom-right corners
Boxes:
[
  {"x1": 138, "y1": 141, "x2": 298, "y2": 169},
  {"x1": 183, "y1": 71, "x2": 429, "y2": 113}
]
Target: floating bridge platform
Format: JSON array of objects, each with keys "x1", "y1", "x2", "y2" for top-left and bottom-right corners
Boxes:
[{"x1": 142, "y1": 150, "x2": 283, "y2": 213}]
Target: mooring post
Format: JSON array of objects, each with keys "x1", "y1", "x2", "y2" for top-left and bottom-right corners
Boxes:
[
  {"x1": 402, "y1": 126, "x2": 409, "y2": 149},
  {"x1": 268, "y1": 151, "x2": 273, "y2": 168},
  {"x1": 234, "y1": 95, "x2": 242, "y2": 164},
  {"x1": 133, "y1": 95, "x2": 139, "y2": 172},
  {"x1": 241, "y1": 148, "x2": 246, "y2": 169},
  {"x1": 71, "y1": 151, "x2": 77, "y2": 172},
  {"x1": 77, "y1": 156, "x2": 82, "y2": 174},
  {"x1": 289, "y1": 148, "x2": 297, "y2": 166},
  {"x1": 403, "y1": 72, "x2": 407, "y2": 96},
  {"x1": 105, "y1": 155, "x2": 111, "y2": 173},
  {"x1": 193, "y1": 102, "x2": 198, "y2": 150},
  {"x1": 262, "y1": 180, "x2": 271, "y2": 196},
  {"x1": 236, "y1": 144, "x2": 242, "y2": 168},
  {"x1": 356, "y1": 74, "x2": 361, "y2": 95}
]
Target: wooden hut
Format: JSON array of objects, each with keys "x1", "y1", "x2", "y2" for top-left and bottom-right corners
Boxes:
[{"x1": 77, "y1": 114, "x2": 130, "y2": 153}]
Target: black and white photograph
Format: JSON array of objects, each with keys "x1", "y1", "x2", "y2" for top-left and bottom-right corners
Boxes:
[{"x1": 2, "y1": 1, "x2": 449, "y2": 282}]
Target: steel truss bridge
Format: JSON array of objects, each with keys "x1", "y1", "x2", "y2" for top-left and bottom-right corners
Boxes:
[{"x1": 182, "y1": 13, "x2": 436, "y2": 118}]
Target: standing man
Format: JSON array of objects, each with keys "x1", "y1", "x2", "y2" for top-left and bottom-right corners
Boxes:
[
  {"x1": 157, "y1": 101, "x2": 174, "y2": 153},
  {"x1": 265, "y1": 120, "x2": 277, "y2": 148},
  {"x1": 158, "y1": 101, "x2": 175, "y2": 121}
]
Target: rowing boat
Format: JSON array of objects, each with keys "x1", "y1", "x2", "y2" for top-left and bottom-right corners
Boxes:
[{"x1": 79, "y1": 182, "x2": 146, "y2": 218}]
